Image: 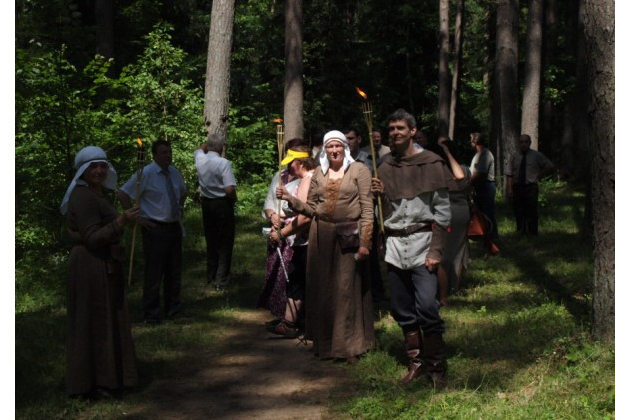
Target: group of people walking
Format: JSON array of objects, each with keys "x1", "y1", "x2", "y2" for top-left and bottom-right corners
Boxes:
[{"x1": 60, "y1": 107, "x2": 555, "y2": 398}]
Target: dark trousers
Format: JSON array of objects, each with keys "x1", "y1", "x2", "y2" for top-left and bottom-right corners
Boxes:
[
  {"x1": 387, "y1": 263, "x2": 444, "y2": 335},
  {"x1": 142, "y1": 222, "x2": 182, "y2": 320},
  {"x1": 475, "y1": 181, "x2": 499, "y2": 239},
  {"x1": 202, "y1": 197, "x2": 235, "y2": 287},
  {"x1": 513, "y1": 183, "x2": 539, "y2": 235}
]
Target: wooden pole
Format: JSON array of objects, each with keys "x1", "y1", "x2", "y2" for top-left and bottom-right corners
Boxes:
[{"x1": 128, "y1": 139, "x2": 145, "y2": 286}]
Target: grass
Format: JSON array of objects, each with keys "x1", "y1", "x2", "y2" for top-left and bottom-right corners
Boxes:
[
  {"x1": 342, "y1": 181, "x2": 614, "y2": 420},
  {"x1": 14, "y1": 180, "x2": 615, "y2": 419}
]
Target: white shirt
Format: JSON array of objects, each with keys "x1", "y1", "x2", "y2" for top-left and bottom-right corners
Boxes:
[
  {"x1": 383, "y1": 190, "x2": 451, "y2": 270},
  {"x1": 262, "y1": 171, "x2": 300, "y2": 219},
  {"x1": 120, "y1": 161, "x2": 187, "y2": 223},
  {"x1": 471, "y1": 148, "x2": 495, "y2": 182},
  {"x1": 194, "y1": 149, "x2": 237, "y2": 199}
]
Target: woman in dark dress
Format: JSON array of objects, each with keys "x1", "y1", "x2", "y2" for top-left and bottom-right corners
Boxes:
[{"x1": 60, "y1": 146, "x2": 140, "y2": 398}]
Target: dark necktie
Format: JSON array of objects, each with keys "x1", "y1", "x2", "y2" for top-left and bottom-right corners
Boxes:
[
  {"x1": 518, "y1": 152, "x2": 527, "y2": 185},
  {"x1": 163, "y1": 169, "x2": 179, "y2": 220}
]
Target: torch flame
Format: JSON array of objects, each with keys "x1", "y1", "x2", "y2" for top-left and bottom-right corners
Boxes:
[
  {"x1": 355, "y1": 86, "x2": 368, "y2": 100},
  {"x1": 273, "y1": 118, "x2": 283, "y2": 124},
  {"x1": 136, "y1": 138, "x2": 143, "y2": 146}
]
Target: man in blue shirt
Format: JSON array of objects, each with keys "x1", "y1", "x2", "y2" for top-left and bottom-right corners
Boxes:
[{"x1": 118, "y1": 140, "x2": 187, "y2": 324}]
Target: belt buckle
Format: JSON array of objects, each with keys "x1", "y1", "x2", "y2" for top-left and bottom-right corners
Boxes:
[{"x1": 401, "y1": 226, "x2": 410, "y2": 236}]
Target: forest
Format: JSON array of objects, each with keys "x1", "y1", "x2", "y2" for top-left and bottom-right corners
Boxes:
[{"x1": 15, "y1": 0, "x2": 614, "y2": 417}]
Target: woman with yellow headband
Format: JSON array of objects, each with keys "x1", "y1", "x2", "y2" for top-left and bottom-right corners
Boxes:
[
  {"x1": 277, "y1": 130, "x2": 376, "y2": 363},
  {"x1": 264, "y1": 145, "x2": 316, "y2": 338}
]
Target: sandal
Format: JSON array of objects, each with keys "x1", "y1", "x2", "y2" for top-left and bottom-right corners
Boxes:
[{"x1": 266, "y1": 321, "x2": 301, "y2": 339}]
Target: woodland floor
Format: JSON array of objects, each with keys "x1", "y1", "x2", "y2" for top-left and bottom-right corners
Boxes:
[{"x1": 122, "y1": 309, "x2": 357, "y2": 420}]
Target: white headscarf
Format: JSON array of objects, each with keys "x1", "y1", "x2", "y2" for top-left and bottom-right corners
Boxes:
[
  {"x1": 319, "y1": 130, "x2": 355, "y2": 175},
  {"x1": 59, "y1": 146, "x2": 118, "y2": 215}
]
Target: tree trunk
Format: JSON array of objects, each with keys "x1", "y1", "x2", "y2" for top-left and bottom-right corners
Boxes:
[
  {"x1": 559, "y1": 0, "x2": 587, "y2": 179},
  {"x1": 581, "y1": 0, "x2": 614, "y2": 342},
  {"x1": 95, "y1": 0, "x2": 114, "y2": 60},
  {"x1": 283, "y1": 0, "x2": 304, "y2": 142},
  {"x1": 438, "y1": 0, "x2": 450, "y2": 136},
  {"x1": 448, "y1": 0, "x2": 465, "y2": 141},
  {"x1": 204, "y1": 0, "x2": 236, "y2": 138},
  {"x1": 494, "y1": 0, "x2": 519, "y2": 183},
  {"x1": 520, "y1": 0, "x2": 543, "y2": 149}
]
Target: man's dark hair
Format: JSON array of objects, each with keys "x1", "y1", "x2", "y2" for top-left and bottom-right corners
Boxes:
[
  {"x1": 342, "y1": 126, "x2": 361, "y2": 138},
  {"x1": 152, "y1": 139, "x2": 172, "y2": 154},
  {"x1": 386, "y1": 109, "x2": 417, "y2": 129},
  {"x1": 470, "y1": 132, "x2": 486, "y2": 146},
  {"x1": 285, "y1": 137, "x2": 309, "y2": 152}
]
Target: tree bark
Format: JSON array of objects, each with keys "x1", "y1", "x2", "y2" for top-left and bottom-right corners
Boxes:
[
  {"x1": 494, "y1": 0, "x2": 519, "y2": 182},
  {"x1": 283, "y1": 0, "x2": 304, "y2": 142},
  {"x1": 520, "y1": 0, "x2": 543, "y2": 149},
  {"x1": 204, "y1": 0, "x2": 236, "y2": 138},
  {"x1": 438, "y1": 0, "x2": 450, "y2": 136},
  {"x1": 448, "y1": 0, "x2": 465, "y2": 141},
  {"x1": 95, "y1": 0, "x2": 114, "y2": 60},
  {"x1": 581, "y1": 0, "x2": 614, "y2": 342}
]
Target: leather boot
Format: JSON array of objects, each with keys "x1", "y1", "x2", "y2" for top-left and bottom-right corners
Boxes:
[
  {"x1": 401, "y1": 330, "x2": 424, "y2": 384},
  {"x1": 423, "y1": 333, "x2": 447, "y2": 389}
]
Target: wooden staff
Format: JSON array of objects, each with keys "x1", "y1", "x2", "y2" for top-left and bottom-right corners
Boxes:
[
  {"x1": 128, "y1": 138, "x2": 146, "y2": 286},
  {"x1": 356, "y1": 87, "x2": 385, "y2": 234}
]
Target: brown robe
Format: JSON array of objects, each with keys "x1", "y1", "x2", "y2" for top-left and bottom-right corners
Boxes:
[
  {"x1": 287, "y1": 163, "x2": 375, "y2": 359},
  {"x1": 66, "y1": 185, "x2": 138, "y2": 395}
]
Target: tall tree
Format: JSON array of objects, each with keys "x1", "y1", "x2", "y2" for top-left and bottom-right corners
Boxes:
[
  {"x1": 95, "y1": 0, "x2": 114, "y2": 60},
  {"x1": 283, "y1": 0, "x2": 304, "y2": 141},
  {"x1": 204, "y1": 0, "x2": 236, "y2": 137},
  {"x1": 493, "y1": 0, "x2": 519, "y2": 181},
  {"x1": 438, "y1": 0, "x2": 450, "y2": 136},
  {"x1": 581, "y1": 0, "x2": 614, "y2": 341},
  {"x1": 448, "y1": 0, "x2": 465, "y2": 140},
  {"x1": 520, "y1": 0, "x2": 543, "y2": 149}
]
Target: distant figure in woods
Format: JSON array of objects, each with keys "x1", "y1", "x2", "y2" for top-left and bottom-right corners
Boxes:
[
  {"x1": 276, "y1": 130, "x2": 376, "y2": 363},
  {"x1": 370, "y1": 109, "x2": 452, "y2": 389},
  {"x1": 194, "y1": 133, "x2": 237, "y2": 291},
  {"x1": 344, "y1": 126, "x2": 386, "y2": 304},
  {"x1": 61, "y1": 146, "x2": 139, "y2": 399},
  {"x1": 469, "y1": 132, "x2": 499, "y2": 243},
  {"x1": 433, "y1": 136, "x2": 471, "y2": 304},
  {"x1": 118, "y1": 140, "x2": 187, "y2": 324},
  {"x1": 506, "y1": 134, "x2": 555, "y2": 236}
]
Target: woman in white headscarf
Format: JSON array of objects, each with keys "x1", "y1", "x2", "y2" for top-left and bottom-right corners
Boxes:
[
  {"x1": 277, "y1": 130, "x2": 375, "y2": 363},
  {"x1": 61, "y1": 146, "x2": 140, "y2": 399}
]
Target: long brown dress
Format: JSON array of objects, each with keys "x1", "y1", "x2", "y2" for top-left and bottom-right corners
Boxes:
[
  {"x1": 287, "y1": 163, "x2": 375, "y2": 359},
  {"x1": 66, "y1": 185, "x2": 138, "y2": 395}
]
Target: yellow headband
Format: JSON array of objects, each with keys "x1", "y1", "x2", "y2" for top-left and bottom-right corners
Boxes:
[{"x1": 281, "y1": 149, "x2": 310, "y2": 166}]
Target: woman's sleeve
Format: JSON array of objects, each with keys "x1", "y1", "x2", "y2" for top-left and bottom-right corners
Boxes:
[
  {"x1": 71, "y1": 190, "x2": 123, "y2": 250},
  {"x1": 285, "y1": 172, "x2": 319, "y2": 218},
  {"x1": 356, "y1": 165, "x2": 374, "y2": 248}
]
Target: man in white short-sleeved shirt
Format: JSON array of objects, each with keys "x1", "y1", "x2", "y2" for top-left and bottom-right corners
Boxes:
[{"x1": 195, "y1": 133, "x2": 237, "y2": 290}]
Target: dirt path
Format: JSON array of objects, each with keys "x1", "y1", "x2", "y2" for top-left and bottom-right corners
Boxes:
[{"x1": 124, "y1": 309, "x2": 356, "y2": 420}]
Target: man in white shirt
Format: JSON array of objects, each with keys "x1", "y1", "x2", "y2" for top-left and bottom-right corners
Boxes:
[
  {"x1": 195, "y1": 133, "x2": 237, "y2": 291},
  {"x1": 118, "y1": 140, "x2": 187, "y2": 324}
]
